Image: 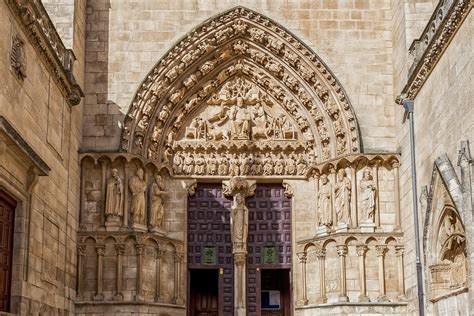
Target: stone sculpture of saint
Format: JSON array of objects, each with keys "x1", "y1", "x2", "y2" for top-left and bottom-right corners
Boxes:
[
  {"x1": 334, "y1": 169, "x2": 352, "y2": 225},
  {"x1": 360, "y1": 168, "x2": 376, "y2": 223},
  {"x1": 105, "y1": 168, "x2": 123, "y2": 221},
  {"x1": 318, "y1": 174, "x2": 333, "y2": 227},
  {"x1": 129, "y1": 168, "x2": 147, "y2": 225},
  {"x1": 149, "y1": 174, "x2": 168, "y2": 229},
  {"x1": 230, "y1": 97, "x2": 250, "y2": 139},
  {"x1": 230, "y1": 192, "x2": 249, "y2": 252}
]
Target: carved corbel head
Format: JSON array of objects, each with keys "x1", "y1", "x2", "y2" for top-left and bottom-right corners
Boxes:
[{"x1": 222, "y1": 176, "x2": 256, "y2": 198}]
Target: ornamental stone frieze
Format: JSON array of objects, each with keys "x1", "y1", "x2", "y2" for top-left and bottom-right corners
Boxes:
[{"x1": 120, "y1": 6, "x2": 361, "y2": 168}]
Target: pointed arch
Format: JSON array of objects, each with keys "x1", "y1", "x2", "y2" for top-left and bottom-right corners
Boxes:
[{"x1": 120, "y1": 6, "x2": 360, "y2": 176}]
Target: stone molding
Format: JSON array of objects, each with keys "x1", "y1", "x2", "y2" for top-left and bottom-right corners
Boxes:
[
  {"x1": 403, "y1": 0, "x2": 472, "y2": 99},
  {"x1": 0, "y1": 116, "x2": 50, "y2": 175},
  {"x1": 120, "y1": 6, "x2": 361, "y2": 165},
  {"x1": 5, "y1": 0, "x2": 84, "y2": 105}
]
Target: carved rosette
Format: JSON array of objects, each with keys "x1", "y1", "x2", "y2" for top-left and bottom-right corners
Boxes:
[{"x1": 120, "y1": 7, "x2": 361, "y2": 173}]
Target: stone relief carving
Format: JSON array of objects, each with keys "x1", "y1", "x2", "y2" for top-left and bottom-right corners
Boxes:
[
  {"x1": 10, "y1": 34, "x2": 26, "y2": 81},
  {"x1": 334, "y1": 169, "x2": 351, "y2": 226},
  {"x1": 120, "y1": 7, "x2": 361, "y2": 163},
  {"x1": 105, "y1": 168, "x2": 123, "y2": 223},
  {"x1": 360, "y1": 168, "x2": 376, "y2": 223},
  {"x1": 129, "y1": 168, "x2": 147, "y2": 226},
  {"x1": 149, "y1": 174, "x2": 168, "y2": 232}
]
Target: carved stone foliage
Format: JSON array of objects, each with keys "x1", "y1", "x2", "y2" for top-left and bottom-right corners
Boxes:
[
  {"x1": 120, "y1": 7, "x2": 360, "y2": 168},
  {"x1": 424, "y1": 158, "x2": 468, "y2": 300}
]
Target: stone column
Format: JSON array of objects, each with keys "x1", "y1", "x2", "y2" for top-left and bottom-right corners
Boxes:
[
  {"x1": 336, "y1": 245, "x2": 349, "y2": 302},
  {"x1": 395, "y1": 245, "x2": 405, "y2": 299},
  {"x1": 173, "y1": 252, "x2": 184, "y2": 305},
  {"x1": 372, "y1": 161, "x2": 380, "y2": 227},
  {"x1": 222, "y1": 177, "x2": 256, "y2": 316},
  {"x1": 155, "y1": 248, "x2": 164, "y2": 302},
  {"x1": 392, "y1": 161, "x2": 401, "y2": 230},
  {"x1": 79, "y1": 161, "x2": 86, "y2": 229},
  {"x1": 93, "y1": 244, "x2": 105, "y2": 301},
  {"x1": 114, "y1": 244, "x2": 125, "y2": 301},
  {"x1": 350, "y1": 164, "x2": 358, "y2": 228},
  {"x1": 76, "y1": 244, "x2": 86, "y2": 300},
  {"x1": 314, "y1": 172, "x2": 320, "y2": 226},
  {"x1": 135, "y1": 244, "x2": 144, "y2": 301},
  {"x1": 316, "y1": 249, "x2": 327, "y2": 304},
  {"x1": 356, "y1": 245, "x2": 369, "y2": 302},
  {"x1": 123, "y1": 162, "x2": 129, "y2": 228},
  {"x1": 100, "y1": 160, "x2": 108, "y2": 228},
  {"x1": 297, "y1": 252, "x2": 308, "y2": 306},
  {"x1": 376, "y1": 245, "x2": 389, "y2": 302}
]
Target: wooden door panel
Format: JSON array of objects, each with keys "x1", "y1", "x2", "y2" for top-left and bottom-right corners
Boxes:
[{"x1": 0, "y1": 191, "x2": 16, "y2": 312}]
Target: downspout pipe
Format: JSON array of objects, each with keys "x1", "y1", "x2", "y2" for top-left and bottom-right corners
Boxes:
[{"x1": 397, "y1": 96, "x2": 425, "y2": 316}]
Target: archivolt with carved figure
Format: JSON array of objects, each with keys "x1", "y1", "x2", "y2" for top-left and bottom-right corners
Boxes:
[{"x1": 121, "y1": 7, "x2": 360, "y2": 176}]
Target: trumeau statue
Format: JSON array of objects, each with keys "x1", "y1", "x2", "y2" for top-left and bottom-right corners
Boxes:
[
  {"x1": 318, "y1": 174, "x2": 333, "y2": 228},
  {"x1": 231, "y1": 192, "x2": 249, "y2": 252},
  {"x1": 334, "y1": 169, "x2": 351, "y2": 225},
  {"x1": 149, "y1": 174, "x2": 168, "y2": 230},
  {"x1": 360, "y1": 168, "x2": 376, "y2": 223},
  {"x1": 129, "y1": 168, "x2": 147, "y2": 225},
  {"x1": 105, "y1": 168, "x2": 123, "y2": 221}
]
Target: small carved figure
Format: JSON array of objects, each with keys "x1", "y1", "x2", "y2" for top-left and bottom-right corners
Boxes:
[
  {"x1": 230, "y1": 97, "x2": 251, "y2": 139},
  {"x1": 318, "y1": 174, "x2": 333, "y2": 227},
  {"x1": 263, "y1": 153, "x2": 274, "y2": 175},
  {"x1": 130, "y1": 168, "x2": 147, "y2": 225},
  {"x1": 285, "y1": 154, "x2": 297, "y2": 175},
  {"x1": 149, "y1": 174, "x2": 168, "y2": 229},
  {"x1": 334, "y1": 169, "x2": 351, "y2": 225},
  {"x1": 105, "y1": 169, "x2": 123, "y2": 220},
  {"x1": 229, "y1": 154, "x2": 240, "y2": 176},
  {"x1": 218, "y1": 155, "x2": 229, "y2": 175},
  {"x1": 240, "y1": 154, "x2": 252, "y2": 175},
  {"x1": 296, "y1": 155, "x2": 307, "y2": 175},
  {"x1": 251, "y1": 155, "x2": 263, "y2": 175},
  {"x1": 207, "y1": 154, "x2": 218, "y2": 175},
  {"x1": 360, "y1": 168, "x2": 376, "y2": 223},
  {"x1": 274, "y1": 153, "x2": 285, "y2": 175},
  {"x1": 195, "y1": 155, "x2": 206, "y2": 175},
  {"x1": 183, "y1": 153, "x2": 195, "y2": 175},
  {"x1": 173, "y1": 152, "x2": 184, "y2": 175}
]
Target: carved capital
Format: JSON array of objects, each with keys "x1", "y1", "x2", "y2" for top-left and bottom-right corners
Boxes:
[
  {"x1": 135, "y1": 244, "x2": 145, "y2": 255},
  {"x1": 222, "y1": 177, "x2": 256, "y2": 198},
  {"x1": 186, "y1": 180, "x2": 197, "y2": 196},
  {"x1": 282, "y1": 181, "x2": 293, "y2": 198},
  {"x1": 174, "y1": 252, "x2": 184, "y2": 263},
  {"x1": 336, "y1": 245, "x2": 348, "y2": 257},
  {"x1": 391, "y1": 161, "x2": 400, "y2": 169},
  {"x1": 77, "y1": 244, "x2": 86, "y2": 256},
  {"x1": 375, "y1": 245, "x2": 388, "y2": 257},
  {"x1": 156, "y1": 248, "x2": 165, "y2": 259},
  {"x1": 356, "y1": 245, "x2": 368, "y2": 257},
  {"x1": 395, "y1": 245, "x2": 405, "y2": 257},
  {"x1": 96, "y1": 244, "x2": 105, "y2": 256},
  {"x1": 234, "y1": 252, "x2": 246, "y2": 266},
  {"x1": 315, "y1": 248, "x2": 326, "y2": 259},
  {"x1": 297, "y1": 252, "x2": 307, "y2": 263},
  {"x1": 115, "y1": 244, "x2": 125, "y2": 256}
]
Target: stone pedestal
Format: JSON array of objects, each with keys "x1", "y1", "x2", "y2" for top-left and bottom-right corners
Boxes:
[
  {"x1": 316, "y1": 225, "x2": 331, "y2": 236},
  {"x1": 149, "y1": 225, "x2": 165, "y2": 236},
  {"x1": 335, "y1": 222, "x2": 349, "y2": 233},
  {"x1": 234, "y1": 250, "x2": 247, "y2": 316},
  {"x1": 133, "y1": 223, "x2": 147, "y2": 232},
  {"x1": 105, "y1": 216, "x2": 121, "y2": 231},
  {"x1": 360, "y1": 221, "x2": 376, "y2": 233}
]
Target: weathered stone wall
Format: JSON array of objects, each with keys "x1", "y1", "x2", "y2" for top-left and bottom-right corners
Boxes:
[
  {"x1": 395, "y1": 8, "x2": 473, "y2": 316},
  {"x1": 0, "y1": 0, "x2": 86, "y2": 313},
  {"x1": 83, "y1": 0, "x2": 398, "y2": 152}
]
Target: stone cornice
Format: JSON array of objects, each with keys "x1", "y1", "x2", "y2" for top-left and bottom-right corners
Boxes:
[
  {"x1": 6, "y1": 0, "x2": 84, "y2": 106},
  {"x1": 0, "y1": 116, "x2": 50, "y2": 175},
  {"x1": 403, "y1": 0, "x2": 472, "y2": 99}
]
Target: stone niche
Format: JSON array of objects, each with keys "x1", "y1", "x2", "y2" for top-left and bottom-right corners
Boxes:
[
  {"x1": 295, "y1": 154, "x2": 407, "y2": 312},
  {"x1": 77, "y1": 153, "x2": 186, "y2": 314}
]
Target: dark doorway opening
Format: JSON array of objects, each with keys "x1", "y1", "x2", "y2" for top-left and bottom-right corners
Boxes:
[
  {"x1": 0, "y1": 191, "x2": 16, "y2": 312},
  {"x1": 189, "y1": 269, "x2": 219, "y2": 316},
  {"x1": 260, "y1": 269, "x2": 291, "y2": 316}
]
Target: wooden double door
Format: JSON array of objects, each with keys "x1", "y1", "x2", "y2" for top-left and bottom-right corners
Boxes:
[
  {"x1": 0, "y1": 191, "x2": 16, "y2": 312},
  {"x1": 187, "y1": 184, "x2": 292, "y2": 316}
]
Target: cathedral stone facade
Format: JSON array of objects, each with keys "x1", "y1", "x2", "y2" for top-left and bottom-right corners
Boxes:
[{"x1": 0, "y1": 0, "x2": 472, "y2": 315}]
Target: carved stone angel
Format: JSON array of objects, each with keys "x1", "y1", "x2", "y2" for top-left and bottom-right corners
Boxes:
[
  {"x1": 105, "y1": 169, "x2": 123, "y2": 221},
  {"x1": 360, "y1": 168, "x2": 376, "y2": 223}
]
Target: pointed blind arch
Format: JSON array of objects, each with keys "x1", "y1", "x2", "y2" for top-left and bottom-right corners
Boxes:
[{"x1": 120, "y1": 6, "x2": 361, "y2": 176}]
